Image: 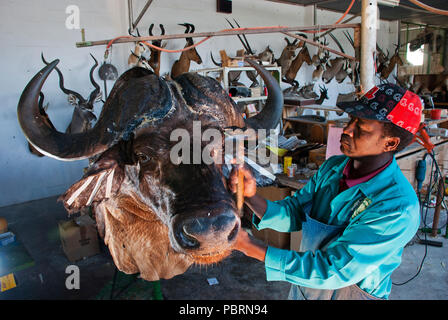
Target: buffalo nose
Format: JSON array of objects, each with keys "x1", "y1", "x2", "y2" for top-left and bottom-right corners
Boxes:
[{"x1": 174, "y1": 209, "x2": 239, "y2": 251}]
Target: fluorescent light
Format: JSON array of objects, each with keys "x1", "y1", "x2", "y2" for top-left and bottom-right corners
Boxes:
[{"x1": 378, "y1": 0, "x2": 400, "y2": 7}]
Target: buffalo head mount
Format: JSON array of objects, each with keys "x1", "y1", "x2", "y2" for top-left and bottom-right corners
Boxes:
[{"x1": 17, "y1": 59, "x2": 283, "y2": 280}]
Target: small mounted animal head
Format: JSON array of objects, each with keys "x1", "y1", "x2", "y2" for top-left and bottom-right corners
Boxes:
[
  {"x1": 283, "y1": 43, "x2": 312, "y2": 84},
  {"x1": 170, "y1": 23, "x2": 203, "y2": 78},
  {"x1": 380, "y1": 44, "x2": 403, "y2": 80},
  {"x1": 316, "y1": 85, "x2": 329, "y2": 104},
  {"x1": 322, "y1": 57, "x2": 345, "y2": 84},
  {"x1": 128, "y1": 28, "x2": 150, "y2": 69},
  {"x1": 312, "y1": 37, "x2": 329, "y2": 66},
  {"x1": 257, "y1": 46, "x2": 274, "y2": 64},
  {"x1": 128, "y1": 28, "x2": 148, "y2": 56},
  {"x1": 148, "y1": 23, "x2": 166, "y2": 76},
  {"x1": 180, "y1": 23, "x2": 202, "y2": 64},
  {"x1": 276, "y1": 37, "x2": 300, "y2": 77},
  {"x1": 41, "y1": 53, "x2": 102, "y2": 134}
]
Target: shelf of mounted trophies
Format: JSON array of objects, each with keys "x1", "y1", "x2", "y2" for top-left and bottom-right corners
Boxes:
[{"x1": 194, "y1": 65, "x2": 281, "y2": 113}]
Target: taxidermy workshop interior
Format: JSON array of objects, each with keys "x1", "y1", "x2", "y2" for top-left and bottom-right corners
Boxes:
[{"x1": 0, "y1": 0, "x2": 448, "y2": 303}]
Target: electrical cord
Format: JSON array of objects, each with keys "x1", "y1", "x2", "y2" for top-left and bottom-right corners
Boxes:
[
  {"x1": 103, "y1": 0, "x2": 357, "y2": 57},
  {"x1": 393, "y1": 150, "x2": 446, "y2": 286},
  {"x1": 407, "y1": 0, "x2": 448, "y2": 16}
]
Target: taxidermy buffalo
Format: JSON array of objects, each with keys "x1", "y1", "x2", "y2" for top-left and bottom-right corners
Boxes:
[{"x1": 17, "y1": 59, "x2": 283, "y2": 280}]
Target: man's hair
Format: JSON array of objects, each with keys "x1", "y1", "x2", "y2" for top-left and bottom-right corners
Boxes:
[{"x1": 382, "y1": 122, "x2": 415, "y2": 153}]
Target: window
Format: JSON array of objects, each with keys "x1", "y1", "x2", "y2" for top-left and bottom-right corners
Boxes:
[{"x1": 406, "y1": 43, "x2": 424, "y2": 66}]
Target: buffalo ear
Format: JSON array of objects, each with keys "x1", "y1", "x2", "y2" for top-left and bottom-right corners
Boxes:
[{"x1": 58, "y1": 140, "x2": 135, "y2": 214}]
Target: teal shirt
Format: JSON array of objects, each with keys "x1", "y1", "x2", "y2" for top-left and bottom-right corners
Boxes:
[{"x1": 253, "y1": 155, "x2": 420, "y2": 299}]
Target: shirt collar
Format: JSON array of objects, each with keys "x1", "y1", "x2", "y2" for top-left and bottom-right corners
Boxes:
[
  {"x1": 342, "y1": 158, "x2": 393, "y2": 188},
  {"x1": 332, "y1": 155, "x2": 398, "y2": 198},
  {"x1": 357, "y1": 156, "x2": 398, "y2": 197}
]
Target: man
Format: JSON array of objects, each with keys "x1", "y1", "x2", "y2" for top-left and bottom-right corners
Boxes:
[{"x1": 229, "y1": 83, "x2": 422, "y2": 300}]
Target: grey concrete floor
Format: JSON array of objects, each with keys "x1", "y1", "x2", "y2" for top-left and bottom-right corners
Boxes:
[{"x1": 0, "y1": 195, "x2": 446, "y2": 300}]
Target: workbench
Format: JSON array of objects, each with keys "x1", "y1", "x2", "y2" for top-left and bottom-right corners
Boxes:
[
  {"x1": 282, "y1": 104, "x2": 349, "y2": 144},
  {"x1": 277, "y1": 116, "x2": 448, "y2": 192}
]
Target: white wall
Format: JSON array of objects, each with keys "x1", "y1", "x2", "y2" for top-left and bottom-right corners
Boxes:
[{"x1": 0, "y1": 0, "x2": 398, "y2": 207}]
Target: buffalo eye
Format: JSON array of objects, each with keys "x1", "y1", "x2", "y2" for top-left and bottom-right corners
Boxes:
[{"x1": 136, "y1": 152, "x2": 151, "y2": 164}]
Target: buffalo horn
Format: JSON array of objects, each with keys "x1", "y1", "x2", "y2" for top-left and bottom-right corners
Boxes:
[
  {"x1": 243, "y1": 59, "x2": 283, "y2": 131},
  {"x1": 17, "y1": 60, "x2": 116, "y2": 161}
]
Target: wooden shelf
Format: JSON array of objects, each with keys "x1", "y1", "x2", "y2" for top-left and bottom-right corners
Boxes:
[{"x1": 424, "y1": 117, "x2": 448, "y2": 126}]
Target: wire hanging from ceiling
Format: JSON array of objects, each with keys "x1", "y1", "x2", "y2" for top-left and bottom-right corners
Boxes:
[{"x1": 407, "y1": 0, "x2": 448, "y2": 16}]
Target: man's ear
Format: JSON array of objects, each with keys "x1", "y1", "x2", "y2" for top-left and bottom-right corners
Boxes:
[{"x1": 384, "y1": 136, "x2": 400, "y2": 152}]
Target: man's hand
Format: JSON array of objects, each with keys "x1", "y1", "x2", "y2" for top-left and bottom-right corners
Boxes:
[
  {"x1": 228, "y1": 164, "x2": 257, "y2": 198},
  {"x1": 233, "y1": 228, "x2": 267, "y2": 262}
]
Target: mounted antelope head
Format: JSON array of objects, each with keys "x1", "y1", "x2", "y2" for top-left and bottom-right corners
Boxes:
[
  {"x1": 326, "y1": 33, "x2": 349, "y2": 84},
  {"x1": 312, "y1": 64, "x2": 325, "y2": 82},
  {"x1": 312, "y1": 45, "x2": 330, "y2": 82},
  {"x1": 334, "y1": 60, "x2": 351, "y2": 83},
  {"x1": 380, "y1": 45, "x2": 403, "y2": 80},
  {"x1": 282, "y1": 80, "x2": 300, "y2": 97},
  {"x1": 315, "y1": 85, "x2": 329, "y2": 105},
  {"x1": 322, "y1": 57, "x2": 345, "y2": 84},
  {"x1": 311, "y1": 37, "x2": 329, "y2": 66},
  {"x1": 376, "y1": 44, "x2": 389, "y2": 75},
  {"x1": 299, "y1": 83, "x2": 318, "y2": 99},
  {"x1": 127, "y1": 28, "x2": 151, "y2": 70},
  {"x1": 41, "y1": 53, "x2": 102, "y2": 135},
  {"x1": 284, "y1": 38, "x2": 312, "y2": 84},
  {"x1": 257, "y1": 46, "x2": 274, "y2": 64},
  {"x1": 275, "y1": 38, "x2": 300, "y2": 77},
  {"x1": 242, "y1": 46, "x2": 275, "y2": 88},
  {"x1": 170, "y1": 23, "x2": 203, "y2": 79},
  {"x1": 30, "y1": 54, "x2": 102, "y2": 158},
  {"x1": 148, "y1": 23, "x2": 166, "y2": 76},
  {"x1": 210, "y1": 51, "x2": 242, "y2": 86}
]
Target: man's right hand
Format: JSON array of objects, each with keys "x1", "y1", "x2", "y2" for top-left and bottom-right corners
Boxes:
[{"x1": 228, "y1": 164, "x2": 257, "y2": 198}]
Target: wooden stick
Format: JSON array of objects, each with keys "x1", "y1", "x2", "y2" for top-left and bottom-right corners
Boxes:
[
  {"x1": 236, "y1": 139, "x2": 245, "y2": 216},
  {"x1": 76, "y1": 23, "x2": 361, "y2": 48},
  {"x1": 237, "y1": 168, "x2": 244, "y2": 215}
]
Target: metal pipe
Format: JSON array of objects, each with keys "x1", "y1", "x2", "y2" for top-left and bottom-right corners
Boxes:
[
  {"x1": 127, "y1": 0, "x2": 134, "y2": 33},
  {"x1": 132, "y1": 0, "x2": 154, "y2": 31},
  {"x1": 76, "y1": 23, "x2": 361, "y2": 48},
  {"x1": 360, "y1": 0, "x2": 377, "y2": 92}
]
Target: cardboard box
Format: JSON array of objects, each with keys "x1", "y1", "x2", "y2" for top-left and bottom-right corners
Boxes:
[
  {"x1": 309, "y1": 146, "x2": 327, "y2": 166},
  {"x1": 251, "y1": 186, "x2": 291, "y2": 249},
  {"x1": 290, "y1": 231, "x2": 302, "y2": 251},
  {"x1": 250, "y1": 87, "x2": 262, "y2": 97},
  {"x1": 257, "y1": 186, "x2": 292, "y2": 202},
  {"x1": 58, "y1": 215, "x2": 100, "y2": 262}
]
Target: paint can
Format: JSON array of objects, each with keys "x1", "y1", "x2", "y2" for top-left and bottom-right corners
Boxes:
[
  {"x1": 287, "y1": 164, "x2": 296, "y2": 178},
  {"x1": 284, "y1": 156, "x2": 292, "y2": 174}
]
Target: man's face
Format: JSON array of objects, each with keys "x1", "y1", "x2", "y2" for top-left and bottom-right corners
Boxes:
[{"x1": 340, "y1": 116, "x2": 398, "y2": 158}]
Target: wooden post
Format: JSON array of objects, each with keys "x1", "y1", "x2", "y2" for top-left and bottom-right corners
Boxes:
[{"x1": 431, "y1": 177, "x2": 444, "y2": 237}]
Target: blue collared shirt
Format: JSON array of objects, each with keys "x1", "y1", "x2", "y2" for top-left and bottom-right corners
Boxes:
[{"x1": 253, "y1": 155, "x2": 420, "y2": 299}]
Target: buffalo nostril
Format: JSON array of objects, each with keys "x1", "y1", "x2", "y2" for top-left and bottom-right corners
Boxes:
[
  {"x1": 227, "y1": 223, "x2": 239, "y2": 242},
  {"x1": 178, "y1": 226, "x2": 200, "y2": 249}
]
